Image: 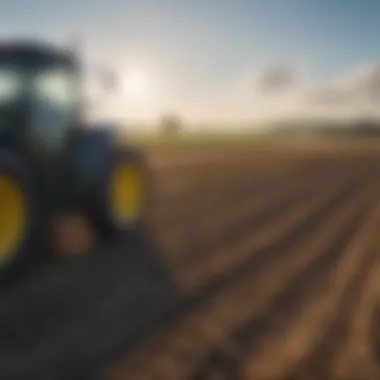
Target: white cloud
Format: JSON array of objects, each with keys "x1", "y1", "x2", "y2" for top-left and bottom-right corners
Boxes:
[
  {"x1": 337, "y1": 64, "x2": 380, "y2": 98},
  {"x1": 296, "y1": 63, "x2": 380, "y2": 120},
  {"x1": 86, "y1": 61, "x2": 380, "y2": 126},
  {"x1": 233, "y1": 62, "x2": 380, "y2": 124},
  {"x1": 254, "y1": 65, "x2": 301, "y2": 94}
]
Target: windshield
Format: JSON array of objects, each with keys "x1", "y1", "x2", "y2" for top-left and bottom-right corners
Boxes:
[
  {"x1": 31, "y1": 67, "x2": 78, "y2": 150},
  {"x1": 0, "y1": 64, "x2": 25, "y2": 132},
  {"x1": 0, "y1": 62, "x2": 78, "y2": 147},
  {"x1": 0, "y1": 65, "x2": 24, "y2": 105}
]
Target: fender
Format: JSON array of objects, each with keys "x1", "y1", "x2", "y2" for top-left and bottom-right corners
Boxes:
[{"x1": 61, "y1": 127, "x2": 118, "y2": 212}]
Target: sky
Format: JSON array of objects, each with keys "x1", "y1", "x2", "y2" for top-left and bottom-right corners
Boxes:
[{"x1": 2, "y1": 0, "x2": 380, "y2": 126}]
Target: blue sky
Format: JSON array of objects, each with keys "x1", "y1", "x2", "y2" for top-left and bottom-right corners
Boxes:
[{"x1": 2, "y1": 0, "x2": 380, "y2": 122}]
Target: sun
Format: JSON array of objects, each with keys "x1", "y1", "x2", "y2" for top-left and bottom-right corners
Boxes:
[{"x1": 122, "y1": 69, "x2": 152, "y2": 99}]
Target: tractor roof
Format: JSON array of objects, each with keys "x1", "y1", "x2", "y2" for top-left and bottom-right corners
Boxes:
[{"x1": 0, "y1": 40, "x2": 76, "y2": 69}]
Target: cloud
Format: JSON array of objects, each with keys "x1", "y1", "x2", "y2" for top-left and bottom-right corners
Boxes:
[
  {"x1": 336, "y1": 63, "x2": 380, "y2": 102},
  {"x1": 304, "y1": 64, "x2": 380, "y2": 107},
  {"x1": 304, "y1": 85, "x2": 353, "y2": 106},
  {"x1": 289, "y1": 63, "x2": 380, "y2": 121},
  {"x1": 236, "y1": 64, "x2": 303, "y2": 98},
  {"x1": 255, "y1": 65, "x2": 300, "y2": 94},
  {"x1": 87, "y1": 60, "x2": 380, "y2": 126},
  {"x1": 234, "y1": 62, "x2": 380, "y2": 123}
]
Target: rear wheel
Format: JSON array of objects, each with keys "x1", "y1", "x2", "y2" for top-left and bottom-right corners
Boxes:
[
  {"x1": 0, "y1": 174, "x2": 27, "y2": 262},
  {"x1": 0, "y1": 151, "x2": 40, "y2": 281}
]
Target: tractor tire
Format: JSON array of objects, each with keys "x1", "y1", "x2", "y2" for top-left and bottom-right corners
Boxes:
[
  {"x1": 0, "y1": 150, "x2": 41, "y2": 283},
  {"x1": 90, "y1": 146, "x2": 151, "y2": 242}
]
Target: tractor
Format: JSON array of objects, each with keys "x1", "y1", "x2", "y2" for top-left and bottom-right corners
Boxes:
[{"x1": 0, "y1": 40, "x2": 149, "y2": 280}]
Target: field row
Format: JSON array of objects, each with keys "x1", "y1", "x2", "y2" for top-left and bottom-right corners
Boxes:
[{"x1": 107, "y1": 151, "x2": 380, "y2": 380}]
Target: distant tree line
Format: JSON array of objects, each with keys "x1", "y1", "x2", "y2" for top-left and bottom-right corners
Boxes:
[{"x1": 272, "y1": 118, "x2": 380, "y2": 138}]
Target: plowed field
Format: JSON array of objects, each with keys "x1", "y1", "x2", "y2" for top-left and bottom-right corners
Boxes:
[
  {"x1": 107, "y1": 145, "x2": 380, "y2": 380},
  {"x1": 2, "y1": 143, "x2": 380, "y2": 380}
]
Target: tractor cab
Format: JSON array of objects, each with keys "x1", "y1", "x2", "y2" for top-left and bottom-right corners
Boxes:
[{"x1": 0, "y1": 41, "x2": 80, "y2": 154}]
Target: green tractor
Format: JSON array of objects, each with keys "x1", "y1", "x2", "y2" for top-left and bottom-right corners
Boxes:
[{"x1": 0, "y1": 40, "x2": 149, "y2": 279}]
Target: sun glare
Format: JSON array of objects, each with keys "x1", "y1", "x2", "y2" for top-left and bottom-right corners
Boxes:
[{"x1": 122, "y1": 69, "x2": 152, "y2": 99}]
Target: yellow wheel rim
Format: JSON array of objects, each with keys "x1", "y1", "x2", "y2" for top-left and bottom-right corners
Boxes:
[
  {"x1": 110, "y1": 162, "x2": 145, "y2": 226},
  {"x1": 0, "y1": 174, "x2": 26, "y2": 265}
]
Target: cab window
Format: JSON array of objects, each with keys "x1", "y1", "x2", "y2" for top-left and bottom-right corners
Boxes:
[{"x1": 32, "y1": 68, "x2": 77, "y2": 149}]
